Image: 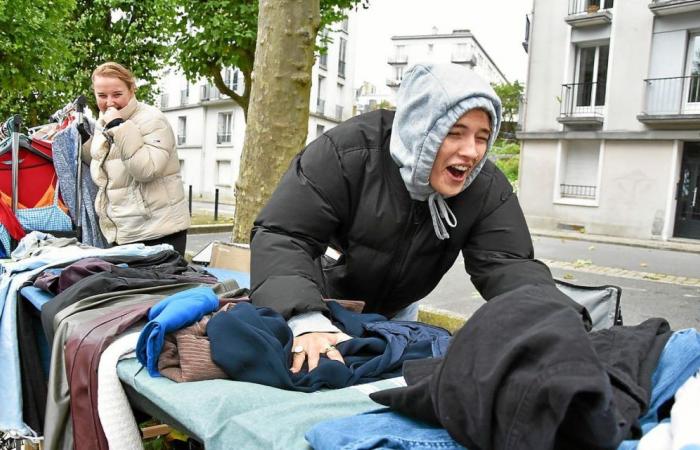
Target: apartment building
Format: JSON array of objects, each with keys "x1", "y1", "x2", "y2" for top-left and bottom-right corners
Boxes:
[
  {"x1": 518, "y1": 0, "x2": 700, "y2": 241},
  {"x1": 158, "y1": 17, "x2": 356, "y2": 201},
  {"x1": 385, "y1": 28, "x2": 508, "y2": 91}
]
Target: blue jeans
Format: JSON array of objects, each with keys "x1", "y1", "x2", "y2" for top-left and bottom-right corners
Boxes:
[{"x1": 306, "y1": 408, "x2": 466, "y2": 450}]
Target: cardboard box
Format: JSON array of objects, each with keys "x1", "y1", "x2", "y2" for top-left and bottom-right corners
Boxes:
[{"x1": 209, "y1": 242, "x2": 251, "y2": 272}]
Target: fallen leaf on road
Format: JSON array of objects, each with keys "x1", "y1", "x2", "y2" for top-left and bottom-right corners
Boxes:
[
  {"x1": 573, "y1": 259, "x2": 592, "y2": 268},
  {"x1": 588, "y1": 246, "x2": 596, "y2": 251},
  {"x1": 563, "y1": 273, "x2": 575, "y2": 280},
  {"x1": 643, "y1": 274, "x2": 662, "y2": 281},
  {"x1": 640, "y1": 262, "x2": 648, "y2": 268}
]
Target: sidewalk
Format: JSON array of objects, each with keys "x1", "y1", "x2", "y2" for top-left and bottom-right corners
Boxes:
[
  {"x1": 530, "y1": 228, "x2": 700, "y2": 254},
  {"x1": 188, "y1": 222, "x2": 700, "y2": 254}
]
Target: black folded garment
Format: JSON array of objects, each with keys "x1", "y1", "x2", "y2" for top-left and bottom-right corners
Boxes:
[{"x1": 371, "y1": 284, "x2": 672, "y2": 450}]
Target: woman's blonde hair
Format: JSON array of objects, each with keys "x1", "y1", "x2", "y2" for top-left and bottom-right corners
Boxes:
[{"x1": 92, "y1": 62, "x2": 137, "y2": 92}]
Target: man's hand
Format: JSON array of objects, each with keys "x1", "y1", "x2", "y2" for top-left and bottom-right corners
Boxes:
[{"x1": 290, "y1": 332, "x2": 350, "y2": 373}]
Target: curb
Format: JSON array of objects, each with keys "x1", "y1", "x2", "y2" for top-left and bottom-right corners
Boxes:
[
  {"x1": 531, "y1": 229, "x2": 700, "y2": 254},
  {"x1": 188, "y1": 224, "x2": 233, "y2": 235},
  {"x1": 418, "y1": 306, "x2": 468, "y2": 333}
]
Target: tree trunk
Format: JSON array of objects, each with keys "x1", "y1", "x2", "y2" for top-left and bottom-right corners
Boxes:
[{"x1": 231, "y1": 0, "x2": 320, "y2": 243}]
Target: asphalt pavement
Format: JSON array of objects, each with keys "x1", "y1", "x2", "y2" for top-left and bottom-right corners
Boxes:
[{"x1": 186, "y1": 230, "x2": 700, "y2": 331}]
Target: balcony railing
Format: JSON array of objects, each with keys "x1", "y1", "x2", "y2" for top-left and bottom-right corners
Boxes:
[
  {"x1": 386, "y1": 78, "x2": 401, "y2": 88},
  {"x1": 200, "y1": 84, "x2": 221, "y2": 102},
  {"x1": 387, "y1": 55, "x2": 408, "y2": 65},
  {"x1": 642, "y1": 76, "x2": 700, "y2": 115},
  {"x1": 560, "y1": 184, "x2": 597, "y2": 200},
  {"x1": 317, "y1": 99, "x2": 326, "y2": 115},
  {"x1": 568, "y1": 0, "x2": 614, "y2": 15},
  {"x1": 335, "y1": 105, "x2": 343, "y2": 121},
  {"x1": 180, "y1": 90, "x2": 189, "y2": 106},
  {"x1": 649, "y1": 0, "x2": 700, "y2": 16},
  {"x1": 451, "y1": 53, "x2": 476, "y2": 65},
  {"x1": 217, "y1": 133, "x2": 232, "y2": 145},
  {"x1": 559, "y1": 82, "x2": 605, "y2": 125}
]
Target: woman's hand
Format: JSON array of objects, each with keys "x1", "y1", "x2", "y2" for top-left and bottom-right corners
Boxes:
[
  {"x1": 290, "y1": 332, "x2": 350, "y2": 374},
  {"x1": 103, "y1": 107, "x2": 122, "y2": 124}
]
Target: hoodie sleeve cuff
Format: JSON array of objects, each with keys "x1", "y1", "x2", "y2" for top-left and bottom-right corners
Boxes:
[{"x1": 287, "y1": 311, "x2": 341, "y2": 336}]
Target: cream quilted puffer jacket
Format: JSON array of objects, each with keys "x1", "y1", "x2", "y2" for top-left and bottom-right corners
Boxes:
[{"x1": 89, "y1": 96, "x2": 190, "y2": 245}]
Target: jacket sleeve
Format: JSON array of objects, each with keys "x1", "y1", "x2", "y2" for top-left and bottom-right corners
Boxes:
[
  {"x1": 108, "y1": 117, "x2": 175, "y2": 182},
  {"x1": 462, "y1": 169, "x2": 558, "y2": 300},
  {"x1": 250, "y1": 135, "x2": 350, "y2": 320}
]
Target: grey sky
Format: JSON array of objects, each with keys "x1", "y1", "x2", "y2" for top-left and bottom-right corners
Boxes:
[{"x1": 352, "y1": 0, "x2": 533, "y2": 93}]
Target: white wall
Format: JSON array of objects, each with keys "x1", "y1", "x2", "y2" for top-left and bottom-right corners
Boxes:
[
  {"x1": 522, "y1": 0, "x2": 570, "y2": 132},
  {"x1": 603, "y1": 0, "x2": 654, "y2": 131}
]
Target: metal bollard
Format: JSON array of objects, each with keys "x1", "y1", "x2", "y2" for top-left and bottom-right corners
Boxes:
[
  {"x1": 188, "y1": 185, "x2": 193, "y2": 216},
  {"x1": 214, "y1": 188, "x2": 219, "y2": 221}
]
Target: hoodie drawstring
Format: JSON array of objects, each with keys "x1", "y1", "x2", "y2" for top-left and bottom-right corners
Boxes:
[{"x1": 428, "y1": 192, "x2": 457, "y2": 240}]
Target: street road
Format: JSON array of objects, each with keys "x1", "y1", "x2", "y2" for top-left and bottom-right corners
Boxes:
[{"x1": 186, "y1": 233, "x2": 700, "y2": 330}]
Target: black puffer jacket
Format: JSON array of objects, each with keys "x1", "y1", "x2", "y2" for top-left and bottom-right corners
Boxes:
[{"x1": 250, "y1": 110, "x2": 556, "y2": 319}]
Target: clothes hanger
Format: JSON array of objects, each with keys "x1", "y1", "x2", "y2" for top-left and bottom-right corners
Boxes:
[{"x1": 0, "y1": 116, "x2": 53, "y2": 162}]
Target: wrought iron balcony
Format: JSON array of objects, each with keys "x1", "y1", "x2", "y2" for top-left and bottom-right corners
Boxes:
[
  {"x1": 649, "y1": 0, "x2": 700, "y2": 16},
  {"x1": 558, "y1": 82, "x2": 605, "y2": 127},
  {"x1": 565, "y1": 0, "x2": 613, "y2": 27},
  {"x1": 638, "y1": 76, "x2": 700, "y2": 128}
]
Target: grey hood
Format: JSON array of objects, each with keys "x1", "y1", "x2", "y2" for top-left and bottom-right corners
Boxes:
[{"x1": 389, "y1": 63, "x2": 502, "y2": 239}]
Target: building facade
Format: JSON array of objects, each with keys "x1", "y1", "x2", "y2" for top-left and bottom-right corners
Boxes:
[
  {"x1": 158, "y1": 17, "x2": 356, "y2": 201},
  {"x1": 385, "y1": 28, "x2": 508, "y2": 91},
  {"x1": 518, "y1": 0, "x2": 700, "y2": 241}
]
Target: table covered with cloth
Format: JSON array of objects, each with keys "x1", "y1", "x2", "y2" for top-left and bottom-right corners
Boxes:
[{"x1": 115, "y1": 267, "x2": 406, "y2": 449}]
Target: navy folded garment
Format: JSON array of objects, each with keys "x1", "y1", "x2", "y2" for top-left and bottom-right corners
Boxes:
[
  {"x1": 136, "y1": 286, "x2": 219, "y2": 376},
  {"x1": 207, "y1": 301, "x2": 450, "y2": 392}
]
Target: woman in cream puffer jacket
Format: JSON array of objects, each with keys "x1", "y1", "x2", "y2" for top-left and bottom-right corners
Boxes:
[{"x1": 86, "y1": 62, "x2": 190, "y2": 254}]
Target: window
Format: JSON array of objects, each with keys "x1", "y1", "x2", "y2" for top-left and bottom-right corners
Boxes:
[
  {"x1": 180, "y1": 84, "x2": 189, "y2": 106},
  {"x1": 336, "y1": 83, "x2": 345, "y2": 120},
  {"x1": 558, "y1": 140, "x2": 601, "y2": 202},
  {"x1": 341, "y1": 17, "x2": 349, "y2": 33},
  {"x1": 685, "y1": 34, "x2": 700, "y2": 110},
  {"x1": 222, "y1": 68, "x2": 238, "y2": 92},
  {"x1": 217, "y1": 112, "x2": 232, "y2": 144},
  {"x1": 428, "y1": 44, "x2": 434, "y2": 54},
  {"x1": 317, "y1": 75, "x2": 326, "y2": 115},
  {"x1": 160, "y1": 93, "x2": 169, "y2": 108},
  {"x1": 177, "y1": 116, "x2": 186, "y2": 146},
  {"x1": 574, "y1": 44, "x2": 609, "y2": 111},
  {"x1": 316, "y1": 124, "x2": 325, "y2": 137},
  {"x1": 178, "y1": 159, "x2": 185, "y2": 177},
  {"x1": 216, "y1": 160, "x2": 232, "y2": 186},
  {"x1": 587, "y1": 0, "x2": 614, "y2": 10},
  {"x1": 395, "y1": 66, "x2": 404, "y2": 81},
  {"x1": 338, "y1": 37, "x2": 347, "y2": 79}
]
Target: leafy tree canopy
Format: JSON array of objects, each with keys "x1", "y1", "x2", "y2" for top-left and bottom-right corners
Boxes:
[{"x1": 175, "y1": 0, "x2": 367, "y2": 118}]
